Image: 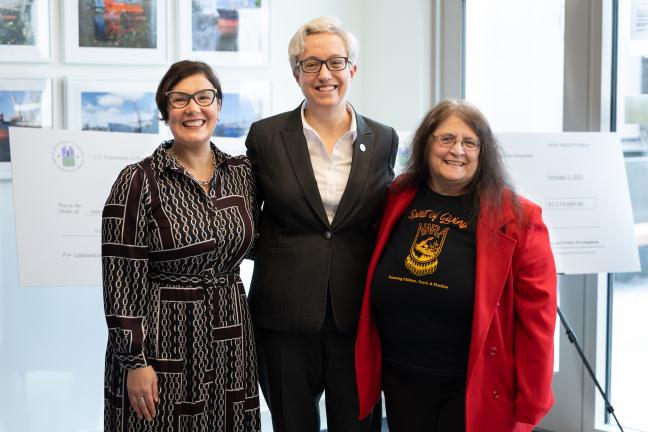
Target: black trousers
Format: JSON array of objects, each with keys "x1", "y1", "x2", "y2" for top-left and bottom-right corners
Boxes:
[
  {"x1": 255, "y1": 300, "x2": 381, "y2": 432},
  {"x1": 383, "y1": 363, "x2": 466, "y2": 432}
]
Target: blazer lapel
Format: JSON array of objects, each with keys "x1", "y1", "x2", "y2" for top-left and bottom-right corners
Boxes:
[
  {"x1": 331, "y1": 112, "x2": 374, "y2": 228},
  {"x1": 281, "y1": 105, "x2": 329, "y2": 227},
  {"x1": 466, "y1": 209, "x2": 517, "y2": 388}
]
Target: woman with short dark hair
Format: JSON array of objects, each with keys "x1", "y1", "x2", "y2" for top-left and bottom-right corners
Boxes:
[
  {"x1": 102, "y1": 60, "x2": 260, "y2": 431},
  {"x1": 355, "y1": 99, "x2": 557, "y2": 432}
]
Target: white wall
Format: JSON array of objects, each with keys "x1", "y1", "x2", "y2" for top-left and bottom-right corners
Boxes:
[
  {"x1": 0, "y1": 1, "x2": 432, "y2": 431},
  {"x1": 0, "y1": 0, "x2": 430, "y2": 130},
  {"x1": 360, "y1": 0, "x2": 432, "y2": 131}
]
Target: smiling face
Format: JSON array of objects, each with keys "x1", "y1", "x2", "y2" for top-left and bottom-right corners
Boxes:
[
  {"x1": 167, "y1": 73, "x2": 220, "y2": 149},
  {"x1": 427, "y1": 114, "x2": 480, "y2": 196},
  {"x1": 295, "y1": 33, "x2": 357, "y2": 111}
]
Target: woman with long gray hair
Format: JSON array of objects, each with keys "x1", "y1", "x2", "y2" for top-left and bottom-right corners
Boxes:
[{"x1": 355, "y1": 99, "x2": 557, "y2": 431}]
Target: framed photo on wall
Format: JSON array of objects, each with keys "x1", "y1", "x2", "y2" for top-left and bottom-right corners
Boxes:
[
  {"x1": 214, "y1": 81, "x2": 270, "y2": 155},
  {"x1": 0, "y1": 0, "x2": 51, "y2": 62},
  {"x1": 0, "y1": 78, "x2": 53, "y2": 178},
  {"x1": 65, "y1": 79, "x2": 165, "y2": 137},
  {"x1": 178, "y1": 0, "x2": 270, "y2": 67},
  {"x1": 63, "y1": 0, "x2": 166, "y2": 64}
]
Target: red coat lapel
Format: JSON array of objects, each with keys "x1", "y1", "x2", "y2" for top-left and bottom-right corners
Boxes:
[
  {"x1": 466, "y1": 202, "x2": 517, "y2": 388},
  {"x1": 373, "y1": 185, "x2": 419, "y2": 261},
  {"x1": 356, "y1": 183, "x2": 418, "y2": 418}
]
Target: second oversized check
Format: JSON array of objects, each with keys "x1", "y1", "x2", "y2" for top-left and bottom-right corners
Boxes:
[{"x1": 499, "y1": 132, "x2": 639, "y2": 275}]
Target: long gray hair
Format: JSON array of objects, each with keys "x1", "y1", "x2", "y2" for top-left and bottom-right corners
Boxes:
[{"x1": 402, "y1": 99, "x2": 517, "y2": 222}]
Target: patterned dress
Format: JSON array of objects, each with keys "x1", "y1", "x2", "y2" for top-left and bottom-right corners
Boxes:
[{"x1": 101, "y1": 142, "x2": 260, "y2": 432}]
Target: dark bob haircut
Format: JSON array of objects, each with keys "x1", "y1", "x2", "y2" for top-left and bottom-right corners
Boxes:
[
  {"x1": 402, "y1": 99, "x2": 516, "y2": 220},
  {"x1": 156, "y1": 60, "x2": 223, "y2": 122}
]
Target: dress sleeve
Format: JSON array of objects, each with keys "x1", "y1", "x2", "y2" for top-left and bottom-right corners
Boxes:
[
  {"x1": 243, "y1": 156, "x2": 260, "y2": 260},
  {"x1": 512, "y1": 205, "x2": 558, "y2": 424},
  {"x1": 245, "y1": 122, "x2": 264, "y2": 206},
  {"x1": 101, "y1": 163, "x2": 151, "y2": 370}
]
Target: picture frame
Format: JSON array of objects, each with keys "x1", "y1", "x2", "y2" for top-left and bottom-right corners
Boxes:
[
  {"x1": 395, "y1": 131, "x2": 413, "y2": 175},
  {"x1": 0, "y1": 78, "x2": 53, "y2": 179},
  {"x1": 63, "y1": 0, "x2": 166, "y2": 64},
  {"x1": 178, "y1": 0, "x2": 270, "y2": 67},
  {"x1": 0, "y1": 0, "x2": 51, "y2": 62},
  {"x1": 214, "y1": 81, "x2": 271, "y2": 155},
  {"x1": 65, "y1": 79, "x2": 165, "y2": 137}
]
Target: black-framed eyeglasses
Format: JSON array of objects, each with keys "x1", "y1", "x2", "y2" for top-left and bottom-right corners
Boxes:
[
  {"x1": 296, "y1": 56, "x2": 350, "y2": 73},
  {"x1": 165, "y1": 89, "x2": 218, "y2": 109},
  {"x1": 433, "y1": 134, "x2": 481, "y2": 151}
]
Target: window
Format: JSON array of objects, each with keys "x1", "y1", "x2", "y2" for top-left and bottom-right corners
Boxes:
[
  {"x1": 465, "y1": 0, "x2": 565, "y2": 132},
  {"x1": 609, "y1": 1, "x2": 648, "y2": 430}
]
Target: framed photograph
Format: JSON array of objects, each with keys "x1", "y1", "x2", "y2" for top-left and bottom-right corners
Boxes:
[
  {"x1": 0, "y1": 0, "x2": 51, "y2": 62},
  {"x1": 0, "y1": 78, "x2": 52, "y2": 178},
  {"x1": 214, "y1": 81, "x2": 270, "y2": 155},
  {"x1": 66, "y1": 79, "x2": 164, "y2": 136},
  {"x1": 63, "y1": 0, "x2": 166, "y2": 64},
  {"x1": 178, "y1": 0, "x2": 270, "y2": 67},
  {"x1": 395, "y1": 131, "x2": 413, "y2": 175}
]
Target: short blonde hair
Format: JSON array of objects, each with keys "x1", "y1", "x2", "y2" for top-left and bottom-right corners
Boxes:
[{"x1": 287, "y1": 17, "x2": 359, "y2": 73}]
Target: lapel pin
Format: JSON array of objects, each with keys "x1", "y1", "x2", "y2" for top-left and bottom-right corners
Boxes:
[{"x1": 359, "y1": 143, "x2": 366, "y2": 152}]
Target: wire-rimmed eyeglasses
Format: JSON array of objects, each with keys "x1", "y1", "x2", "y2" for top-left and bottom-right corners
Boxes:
[
  {"x1": 166, "y1": 89, "x2": 218, "y2": 109},
  {"x1": 296, "y1": 56, "x2": 350, "y2": 73},
  {"x1": 432, "y1": 134, "x2": 481, "y2": 151}
]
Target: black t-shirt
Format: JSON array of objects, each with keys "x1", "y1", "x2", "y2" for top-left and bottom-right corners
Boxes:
[{"x1": 372, "y1": 186, "x2": 476, "y2": 376}]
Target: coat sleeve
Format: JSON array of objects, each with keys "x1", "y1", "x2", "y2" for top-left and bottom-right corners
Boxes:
[
  {"x1": 388, "y1": 127, "x2": 399, "y2": 180},
  {"x1": 101, "y1": 164, "x2": 151, "y2": 370},
  {"x1": 512, "y1": 205, "x2": 557, "y2": 424}
]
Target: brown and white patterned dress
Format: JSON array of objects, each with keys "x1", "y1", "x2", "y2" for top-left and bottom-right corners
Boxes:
[{"x1": 101, "y1": 142, "x2": 260, "y2": 432}]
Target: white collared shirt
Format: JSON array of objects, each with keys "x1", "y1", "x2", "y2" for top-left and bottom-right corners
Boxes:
[{"x1": 301, "y1": 102, "x2": 357, "y2": 224}]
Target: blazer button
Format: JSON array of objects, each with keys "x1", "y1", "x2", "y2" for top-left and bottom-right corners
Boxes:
[
  {"x1": 488, "y1": 347, "x2": 498, "y2": 356},
  {"x1": 324, "y1": 230, "x2": 332, "y2": 240},
  {"x1": 492, "y1": 390, "x2": 500, "y2": 400}
]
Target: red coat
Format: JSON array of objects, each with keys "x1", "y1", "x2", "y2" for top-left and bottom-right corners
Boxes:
[{"x1": 355, "y1": 180, "x2": 557, "y2": 431}]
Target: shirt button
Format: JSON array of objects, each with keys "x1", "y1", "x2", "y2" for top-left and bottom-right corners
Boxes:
[
  {"x1": 489, "y1": 347, "x2": 498, "y2": 356},
  {"x1": 324, "y1": 231, "x2": 332, "y2": 240},
  {"x1": 492, "y1": 390, "x2": 500, "y2": 400}
]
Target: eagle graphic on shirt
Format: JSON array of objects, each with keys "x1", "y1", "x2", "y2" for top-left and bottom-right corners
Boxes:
[{"x1": 405, "y1": 222, "x2": 449, "y2": 276}]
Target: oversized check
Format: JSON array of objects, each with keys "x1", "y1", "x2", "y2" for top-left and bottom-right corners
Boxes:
[
  {"x1": 498, "y1": 133, "x2": 640, "y2": 274},
  {"x1": 10, "y1": 127, "x2": 160, "y2": 286}
]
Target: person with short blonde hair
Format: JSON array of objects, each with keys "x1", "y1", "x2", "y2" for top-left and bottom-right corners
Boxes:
[
  {"x1": 246, "y1": 16, "x2": 397, "y2": 432},
  {"x1": 287, "y1": 16, "x2": 359, "y2": 72}
]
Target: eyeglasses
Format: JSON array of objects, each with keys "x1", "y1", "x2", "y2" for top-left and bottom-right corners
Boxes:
[
  {"x1": 433, "y1": 134, "x2": 481, "y2": 151},
  {"x1": 165, "y1": 89, "x2": 218, "y2": 109},
  {"x1": 296, "y1": 56, "x2": 350, "y2": 73}
]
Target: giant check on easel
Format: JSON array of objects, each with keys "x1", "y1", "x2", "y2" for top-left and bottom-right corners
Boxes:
[
  {"x1": 10, "y1": 127, "x2": 160, "y2": 286},
  {"x1": 498, "y1": 132, "x2": 640, "y2": 274}
]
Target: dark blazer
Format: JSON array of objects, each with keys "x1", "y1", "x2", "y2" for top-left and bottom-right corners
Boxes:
[{"x1": 245, "y1": 104, "x2": 398, "y2": 334}]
